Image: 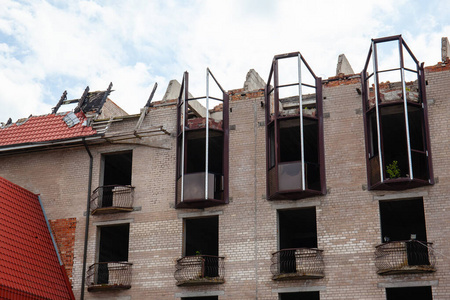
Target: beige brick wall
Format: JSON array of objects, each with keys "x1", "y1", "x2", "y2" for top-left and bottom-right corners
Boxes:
[{"x1": 0, "y1": 66, "x2": 449, "y2": 299}]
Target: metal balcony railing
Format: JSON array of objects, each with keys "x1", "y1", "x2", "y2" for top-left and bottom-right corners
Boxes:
[
  {"x1": 86, "y1": 262, "x2": 132, "y2": 291},
  {"x1": 174, "y1": 255, "x2": 225, "y2": 286},
  {"x1": 90, "y1": 185, "x2": 135, "y2": 215},
  {"x1": 271, "y1": 248, "x2": 324, "y2": 280},
  {"x1": 375, "y1": 240, "x2": 436, "y2": 275}
]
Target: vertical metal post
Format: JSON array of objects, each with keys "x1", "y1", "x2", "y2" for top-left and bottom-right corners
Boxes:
[
  {"x1": 181, "y1": 73, "x2": 186, "y2": 202},
  {"x1": 372, "y1": 40, "x2": 384, "y2": 182},
  {"x1": 205, "y1": 69, "x2": 210, "y2": 199},
  {"x1": 399, "y1": 39, "x2": 414, "y2": 179},
  {"x1": 297, "y1": 54, "x2": 305, "y2": 190}
]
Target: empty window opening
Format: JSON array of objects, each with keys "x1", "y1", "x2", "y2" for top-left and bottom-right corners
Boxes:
[
  {"x1": 380, "y1": 198, "x2": 427, "y2": 242},
  {"x1": 185, "y1": 216, "x2": 219, "y2": 277},
  {"x1": 386, "y1": 286, "x2": 432, "y2": 300},
  {"x1": 279, "y1": 207, "x2": 317, "y2": 249},
  {"x1": 279, "y1": 118, "x2": 320, "y2": 191},
  {"x1": 97, "y1": 224, "x2": 130, "y2": 284},
  {"x1": 279, "y1": 291, "x2": 320, "y2": 300},
  {"x1": 185, "y1": 130, "x2": 223, "y2": 174},
  {"x1": 177, "y1": 130, "x2": 224, "y2": 202},
  {"x1": 379, "y1": 198, "x2": 429, "y2": 265},
  {"x1": 101, "y1": 151, "x2": 132, "y2": 207},
  {"x1": 278, "y1": 208, "x2": 317, "y2": 274}
]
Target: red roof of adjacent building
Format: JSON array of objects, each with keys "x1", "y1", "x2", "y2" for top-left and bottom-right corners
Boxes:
[
  {"x1": 0, "y1": 112, "x2": 97, "y2": 147},
  {"x1": 0, "y1": 177, "x2": 75, "y2": 299}
]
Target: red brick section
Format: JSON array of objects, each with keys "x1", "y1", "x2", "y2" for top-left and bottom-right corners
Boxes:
[
  {"x1": 229, "y1": 88, "x2": 264, "y2": 101},
  {"x1": 0, "y1": 177, "x2": 75, "y2": 300},
  {"x1": 0, "y1": 112, "x2": 97, "y2": 147},
  {"x1": 425, "y1": 58, "x2": 450, "y2": 72},
  {"x1": 49, "y1": 218, "x2": 77, "y2": 285},
  {"x1": 324, "y1": 74, "x2": 361, "y2": 87}
]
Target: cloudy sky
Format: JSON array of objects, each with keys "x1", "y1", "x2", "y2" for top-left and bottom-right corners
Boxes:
[{"x1": 0, "y1": 0, "x2": 449, "y2": 122}]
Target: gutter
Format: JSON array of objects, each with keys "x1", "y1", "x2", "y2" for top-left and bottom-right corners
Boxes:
[
  {"x1": 0, "y1": 135, "x2": 102, "y2": 153},
  {"x1": 38, "y1": 195, "x2": 76, "y2": 300},
  {"x1": 80, "y1": 138, "x2": 93, "y2": 300}
]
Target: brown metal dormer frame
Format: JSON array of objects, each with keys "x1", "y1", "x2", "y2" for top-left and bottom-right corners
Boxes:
[
  {"x1": 175, "y1": 69, "x2": 229, "y2": 208},
  {"x1": 361, "y1": 35, "x2": 433, "y2": 190},
  {"x1": 265, "y1": 52, "x2": 326, "y2": 200}
]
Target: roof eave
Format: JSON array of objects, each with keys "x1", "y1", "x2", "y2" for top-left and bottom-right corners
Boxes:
[{"x1": 0, "y1": 134, "x2": 103, "y2": 154}]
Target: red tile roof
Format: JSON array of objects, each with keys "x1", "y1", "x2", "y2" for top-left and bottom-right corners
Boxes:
[
  {"x1": 0, "y1": 112, "x2": 97, "y2": 147},
  {"x1": 0, "y1": 177, "x2": 75, "y2": 299}
]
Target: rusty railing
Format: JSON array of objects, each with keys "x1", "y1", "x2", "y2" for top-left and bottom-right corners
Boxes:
[
  {"x1": 90, "y1": 185, "x2": 134, "y2": 214},
  {"x1": 86, "y1": 262, "x2": 132, "y2": 291},
  {"x1": 271, "y1": 248, "x2": 324, "y2": 280},
  {"x1": 375, "y1": 240, "x2": 436, "y2": 275},
  {"x1": 174, "y1": 255, "x2": 225, "y2": 286}
]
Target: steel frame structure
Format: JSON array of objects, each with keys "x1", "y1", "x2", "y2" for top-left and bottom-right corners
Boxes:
[
  {"x1": 265, "y1": 52, "x2": 326, "y2": 200},
  {"x1": 175, "y1": 69, "x2": 229, "y2": 208},
  {"x1": 361, "y1": 35, "x2": 433, "y2": 190}
]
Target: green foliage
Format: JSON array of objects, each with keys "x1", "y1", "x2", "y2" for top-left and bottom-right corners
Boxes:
[{"x1": 386, "y1": 160, "x2": 401, "y2": 179}]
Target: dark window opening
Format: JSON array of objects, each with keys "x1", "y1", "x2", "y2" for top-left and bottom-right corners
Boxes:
[
  {"x1": 380, "y1": 106, "x2": 408, "y2": 178},
  {"x1": 97, "y1": 224, "x2": 130, "y2": 284},
  {"x1": 380, "y1": 198, "x2": 429, "y2": 265},
  {"x1": 185, "y1": 130, "x2": 223, "y2": 174},
  {"x1": 380, "y1": 198, "x2": 427, "y2": 242},
  {"x1": 185, "y1": 216, "x2": 219, "y2": 277},
  {"x1": 368, "y1": 104, "x2": 428, "y2": 181},
  {"x1": 279, "y1": 208, "x2": 317, "y2": 249},
  {"x1": 101, "y1": 151, "x2": 132, "y2": 207},
  {"x1": 386, "y1": 286, "x2": 432, "y2": 300},
  {"x1": 177, "y1": 130, "x2": 224, "y2": 202},
  {"x1": 272, "y1": 118, "x2": 320, "y2": 192},
  {"x1": 280, "y1": 291, "x2": 320, "y2": 300},
  {"x1": 279, "y1": 118, "x2": 318, "y2": 164},
  {"x1": 278, "y1": 208, "x2": 317, "y2": 274}
]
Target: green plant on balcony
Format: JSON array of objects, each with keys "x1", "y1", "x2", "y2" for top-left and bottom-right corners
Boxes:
[{"x1": 386, "y1": 160, "x2": 401, "y2": 179}]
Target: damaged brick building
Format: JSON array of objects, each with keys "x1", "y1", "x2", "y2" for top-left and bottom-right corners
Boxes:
[{"x1": 0, "y1": 35, "x2": 449, "y2": 299}]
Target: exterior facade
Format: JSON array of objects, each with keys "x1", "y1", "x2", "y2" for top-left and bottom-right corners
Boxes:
[{"x1": 0, "y1": 36, "x2": 449, "y2": 299}]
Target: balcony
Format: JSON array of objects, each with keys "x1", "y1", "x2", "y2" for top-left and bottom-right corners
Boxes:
[
  {"x1": 86, "y1": 262, "x2": 132, "y2": 292},
  {"x1": 90, "y1": 185, "x2": 135, "y2": 215},
  {"x1": 375, "y1": 240, "x2": 436, "y2": 275},
  {"x1": 271, "y1": 248, "x2": 324, "y2": 280},
  {"x1": 174, "y1": 255, "x2": 225, "y2": 286},
  {"x1": 176, "y1": 172, "x2": 224, "y2": 208}
]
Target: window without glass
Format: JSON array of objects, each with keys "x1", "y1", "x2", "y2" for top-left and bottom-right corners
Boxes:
[
  {"x1": 175, "y1": 216, "x2": 224, "y2": 285},
  {"x1": 91, "y1": 151, "x2": 134, "y2": 213},
  {"x1": 271, "y1": 208, "x2": 324, "y2": 280},
  {"x1": 362, "y1": 35, "x2": 433, "y2": 190},
  {"x1": 386, "y1": 286, "x2": 432, "y2": 300},
  {"x1": 97, "y1": 224, "x2": 130, "y2": 284},
  {"x1": 265, "y1": 52, "x2": 325, "y2": 201},
  {"x1": 279, "y1": 291, "x2": 320, "y2": 300},
  {"x1": 375, "y1": 198, "x2": 436, "y2": 274}
]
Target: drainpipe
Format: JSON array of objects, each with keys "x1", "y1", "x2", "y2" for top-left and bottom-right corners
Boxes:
[{"x1": 80, "y1": 138, "x2": 93, "y2": 299}]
